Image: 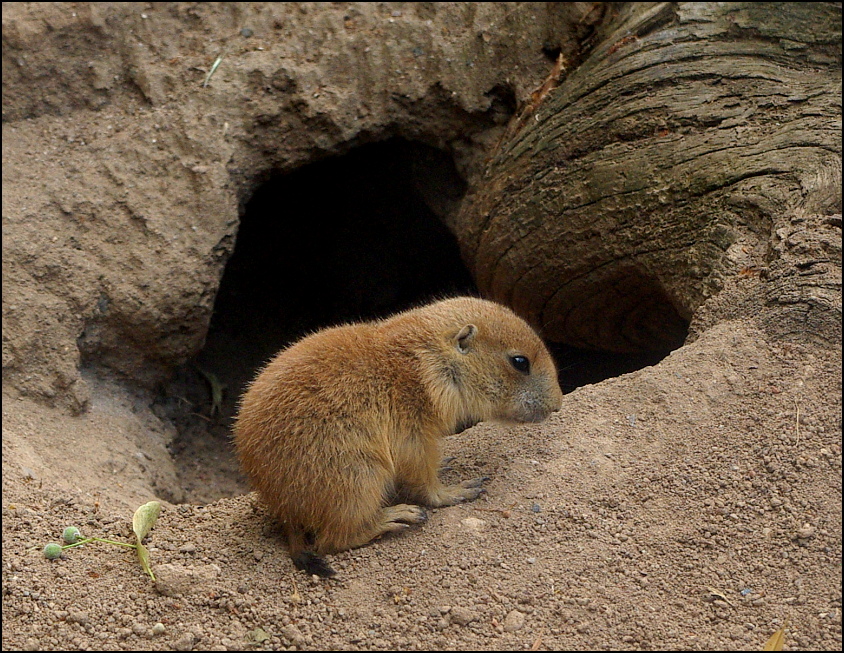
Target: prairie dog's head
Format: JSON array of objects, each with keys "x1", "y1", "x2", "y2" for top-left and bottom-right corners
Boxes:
[{"x1": 417, "y1": 298, "x2": 564, "y2": 425}]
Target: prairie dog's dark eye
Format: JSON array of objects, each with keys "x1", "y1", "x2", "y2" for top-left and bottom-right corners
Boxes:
[{"x1": 510, "y1": 355, "x2": 530, "y2": 374}]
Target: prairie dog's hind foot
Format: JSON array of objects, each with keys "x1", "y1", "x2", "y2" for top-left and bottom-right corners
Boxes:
[
  {"x1": 385, "y1": 503, "x2": 428, "y2": 526},
  {"x1": 428, "y1": 477, "x2": 489, "y2": 507},
  {"x1": 364, "y1": 503, "x2": 428, "y2": 542}
]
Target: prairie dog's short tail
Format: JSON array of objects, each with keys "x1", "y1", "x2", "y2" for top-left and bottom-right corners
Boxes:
[
  {"x1": 285, "y1": 524, "x2": 336, "y2": 578},
  {"x1": 293, "y1": 551, "x2": 337, "y2": 578}
]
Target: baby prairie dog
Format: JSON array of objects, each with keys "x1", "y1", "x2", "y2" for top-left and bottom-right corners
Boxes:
[{"x1": 234, "y1": 296, "x2": 563, "y2": 577}]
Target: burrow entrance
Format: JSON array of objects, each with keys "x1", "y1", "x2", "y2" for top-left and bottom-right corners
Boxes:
[{"x1": 157, "y1": 138, "x2": 688, "y2": 503}]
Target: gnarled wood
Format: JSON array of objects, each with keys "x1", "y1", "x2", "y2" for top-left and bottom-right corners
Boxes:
[{"x1": 456, "y1": 2, "x2": 841, "y2": 352}]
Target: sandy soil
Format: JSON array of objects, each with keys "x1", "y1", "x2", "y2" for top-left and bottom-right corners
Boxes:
[{"x1": 3, "y1": 318, "x2": 841, "y2": 650}]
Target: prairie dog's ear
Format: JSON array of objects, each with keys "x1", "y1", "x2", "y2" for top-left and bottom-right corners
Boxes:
[{"x1": 455, "y1": 324, "x2": 477, "y2": 354}]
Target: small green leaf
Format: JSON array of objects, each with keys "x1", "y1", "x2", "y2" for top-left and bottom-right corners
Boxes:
[
  {"x1": 202, "y1": 53, "x2": 225, "y2": 87},
  {"x1": 132, "y1": 501, "x2": 161, "y2": 581},
  {"x1": 196, "y1": 366, "x2": 226, "y2": 416},
  {"x1": 132, "y1": 501, "x2": 161, "y2": 542}
]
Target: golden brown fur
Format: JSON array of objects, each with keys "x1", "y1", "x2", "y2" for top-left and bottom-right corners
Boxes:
[{"x1": 233, "y1": 297, "x2": 563, "y2": 576}]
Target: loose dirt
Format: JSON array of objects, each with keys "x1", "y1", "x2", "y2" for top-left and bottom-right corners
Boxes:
[{"x1": 3, "y1": 320, "x2": 841, "y2": 650}]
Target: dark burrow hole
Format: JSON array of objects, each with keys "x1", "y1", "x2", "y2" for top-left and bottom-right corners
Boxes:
[
  {"x1": 157, "y1": 138, "x2": 688, "y2": 503},
  {"x1": 551, "y1": 344, "x2": 680, "y2": 394},
  {"x1": 158, "y1": 139, "x2": 474, "y2": 502},
  {"x1": 542, "y1": 44, "x2": 563, "y2": 62}
]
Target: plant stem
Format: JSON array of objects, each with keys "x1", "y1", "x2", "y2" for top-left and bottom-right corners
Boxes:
[{"x1": 62, "y1": 537, "x2": 137, "y2": 550}]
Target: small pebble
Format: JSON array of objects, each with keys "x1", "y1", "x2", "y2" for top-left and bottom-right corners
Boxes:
[
  {"x1": 503, "y1": 609, "x2": 525, "y2": 632},
  {"x1": 173, "y1": 633, "x2": 195, "y2": 651},
  {"x1": 461, "y1": 517, "x2": 486, "y2": 532},
  {"x1": 68, "y1": 611, "x2": 89, "y2": 625},
  {"x1": 450, "y1": 606, "x2": 477, "y2": 626}
]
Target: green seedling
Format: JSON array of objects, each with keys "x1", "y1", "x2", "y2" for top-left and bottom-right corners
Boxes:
[
  {"x1": 195, "y1": 365, "x2": 226, "y2": 417},
  {"x1": 132, "y1": 500, "x2": 161, "y2": 580},
  {"x1": 42, "y1": 501, "x2": 162, "y2": 581},
  {"x1": 45, "y1": 526, "x2": 138, "y2": 557},
  {"x1": 202, "y1": 53, "x2": 225, "y2": 87}
]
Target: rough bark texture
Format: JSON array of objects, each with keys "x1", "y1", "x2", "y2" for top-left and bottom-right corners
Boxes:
[{"x1": 455, "y1": 2, "x2": 841, "y2": 353}]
